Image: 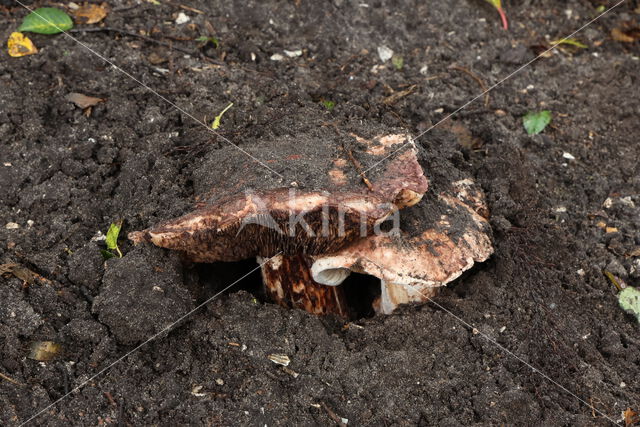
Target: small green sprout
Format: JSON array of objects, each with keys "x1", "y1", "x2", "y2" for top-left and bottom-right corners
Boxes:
[
  {"x1": 321, "y1": 100, "x2": 335, "y2": 111},
  {"x1": 392, "y1": 55, "x2": 404, "y2": 70},
  {"x1": 196, "y1": 36, "x2": 219, "y2": 48},
  {"x1": 523, "y1": 110, "x2": 551, "y2": 135},
  {"x1": 485, "y1": 0, "x2": 508, "y2": 30},
  {"x1": 551, "y1": 38, "x2": 588, "y2": 49},
  {"x1": 102, "y1": 220, "x2": 123, "y2": 259},
  {"x1": 211, "y1": 102, "x2": 233, "y2": 130}
]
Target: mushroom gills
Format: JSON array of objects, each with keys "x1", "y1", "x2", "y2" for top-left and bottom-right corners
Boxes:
[{"x1": 258, "y1": 255, "x2": 350, "y2": 318}]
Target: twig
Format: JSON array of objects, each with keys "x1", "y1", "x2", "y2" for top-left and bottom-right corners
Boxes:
[
  {"x1": 69, "y1": 27, "x2": 196, "y2": 55},
  {"x1": 0, "y1": 372, "x2": 24, "y2": 386},
  {"x1": 321, "y1": 402, "x2": 347, "y2": 427},
  {"x1": 346, "y1": 149, "x2": 374, "y2": 191},
  {"x1": 449, "y1": 65, "x2": 490, "y2": 107}
]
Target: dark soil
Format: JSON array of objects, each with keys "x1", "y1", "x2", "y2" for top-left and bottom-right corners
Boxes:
[{"x1": 2, "y1": 0, "x2": 640, "y2": 425}]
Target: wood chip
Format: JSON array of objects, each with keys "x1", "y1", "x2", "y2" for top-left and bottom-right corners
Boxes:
[{"x1": 66, "y1": 93, "x2": 105, "y2": 109}]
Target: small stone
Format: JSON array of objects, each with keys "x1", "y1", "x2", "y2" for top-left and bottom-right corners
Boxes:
[
  {"x1": 377, "y1": 45, "x2": 394, "y2": 62},
  {"x1": 603, "y1": 197, "x2": 613, "y2": 209},
  {"x1": 215, "y1": 378, "x2": 224, "y2": 385},
  {"x1": 284, "y1": 49, "x2": 302, "y2": 57},
  {"x1": 5, "y1": 222, "x2": 19, "y2": 229},
  {"x1": 175, "y1": 12, "x2": 190, "y2": 24},
  {"x1": 26, "y1": 220, "x2": 35, "y2": 227},
  {"x1": 270, "y1": 53, "x2": 285, "y2": 61},
  {"x1": 562, "y1": 152, "x2": 576, "y2": 160}
]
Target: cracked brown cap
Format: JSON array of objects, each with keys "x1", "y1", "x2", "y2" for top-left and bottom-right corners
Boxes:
[
  {"x1": 129, "y1": 128, "x2": 428, "y2": 262},
  {"x1": 309, "y1": 178, "x2": 494, "y2": 314}
]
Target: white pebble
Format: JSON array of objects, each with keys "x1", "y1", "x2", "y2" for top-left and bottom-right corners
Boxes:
[
  {"x1": 377, "y1": 45, "x2": 394, "y2": 62},
  {"x1": 284, "y1": 49, "x2": 302, "y2": 58},
  {"x1": 5, "y1": 222, "x2": 19, "y2": 229},
  {"x1": 562, "y1": 152, "x2": 575, "y2": 160},
  {"x1": 175, "y1": 12, "x2": 190, "y2": 24},
  {"x1": 270, "y1": 53, "x2": 285, "y2": 61}
]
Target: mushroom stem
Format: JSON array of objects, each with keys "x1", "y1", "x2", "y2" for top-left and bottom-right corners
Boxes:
[{"x1": 259, "y1": 254, "x2": 350, "y2": 318}]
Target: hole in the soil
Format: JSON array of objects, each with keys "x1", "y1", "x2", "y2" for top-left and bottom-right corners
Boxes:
[{"x1": 190, "y1": 260, "x2": 381, "y2": 319}]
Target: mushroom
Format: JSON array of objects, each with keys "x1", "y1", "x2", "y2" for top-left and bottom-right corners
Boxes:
[
  {"x1": 129, "y1": 120, "x2": 492, "y2": 316},
  {"x1": 310, "y1": 178, "x2": 493, "y2": 314}
]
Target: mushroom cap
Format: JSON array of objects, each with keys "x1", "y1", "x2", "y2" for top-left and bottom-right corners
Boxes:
[
  {"x1": 129, "y1": 122, "x2": 428, "y2": 262},
  {"x1": 310, "y1": 178, "x2": 494, "y2": 313}
]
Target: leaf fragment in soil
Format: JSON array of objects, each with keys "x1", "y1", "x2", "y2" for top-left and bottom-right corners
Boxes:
[
  {"x1": 66, "y1": 92, "x2": 105, "y2": 109},
  {"x1": 73, "y1": 2, "x2": 108, "y2": 24},
  {"x1": 618, "y1": 287, "x2": 640, "y2": 323},
  {"x1": 7, "y1": 32, "x2": 38, "y2": 57},
  {"x1": 18, "y1": 8, "x2": 73, "y2": 35},
  {"x1": 28, "y1": 341, "x2": 62, "y2": 361},
  {"x1": 522, "y1": 110, "x2": 551, "y2": 135}
]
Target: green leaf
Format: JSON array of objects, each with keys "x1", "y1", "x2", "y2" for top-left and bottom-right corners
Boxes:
[
  {"x1": 392, "y1": 55, "x2": 404, "y2": 70},
  {"x1": 321, "y1": 100, "x2": 335, "y2": 111},
  {"x1": 18, "y1": 8, "x2": 73, "y2": 35},
  {"x1": 211, "y1": 102, "x2": 233, "y2": 130},
  {"x1": 105, "y1": 221, "x2": 123, "y2": 257},
  {"x1": 523, "y1": 110, "x2": 552, "y2": 135},
  {"x1": 551, "y1": 38, "x2": 588, "y2": 49},
  {"x1": 618, "y1": 287, "x2": 640, "y2": 323}
]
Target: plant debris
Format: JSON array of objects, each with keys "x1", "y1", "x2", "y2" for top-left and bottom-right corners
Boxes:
[
  {"x1": 66, "y1": 92, "x2": 105, "y2": 109},
  {"x1": 267, "y1": 354, "x2": 291, "y2": 366},
  {"x1": 73, "y1": 2, "x2": 109, "y2": 25},
  {"x1": 7, "y1": 32, "x2": 38, "y2": 57},
  {"x1": 28, "y1": 341, "x2": 62, "y2": 361}
]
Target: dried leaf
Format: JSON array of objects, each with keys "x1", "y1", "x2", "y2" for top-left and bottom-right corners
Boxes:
[
  {"x1": 7, "y1": 32, "x2": 38, "y2": 57},
  {"x1": 0, "y1": 263, "x2": 36, "y2": 284},
  {"x1": 611, "y1": 27, "x2": 640, "y2": 43},
  {"x1": 74, "y1": 3, "x2": 108, "y2": 25},
  {"x1": 66, "y1": 92, "x2": 105, "y2": 109},
  {"x1": 624, "y1": 407, "x2": 639, "y2": 427}
]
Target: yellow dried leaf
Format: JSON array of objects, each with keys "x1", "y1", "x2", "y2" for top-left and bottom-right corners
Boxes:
[
  {"x1": 7, "y1": 32, "x2": 38, "y2": 57},
  {"x1": 74, "y1": 3, "x2": 108, "y2": 24}
]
